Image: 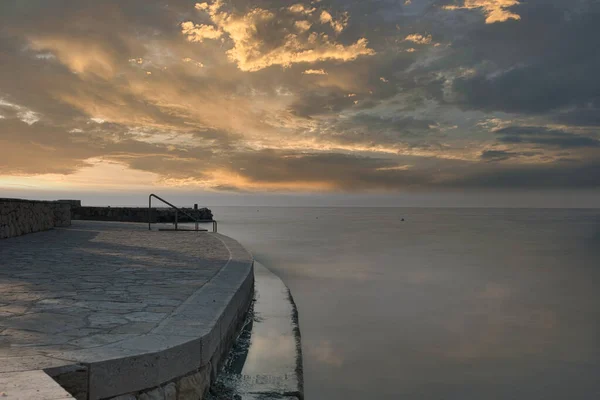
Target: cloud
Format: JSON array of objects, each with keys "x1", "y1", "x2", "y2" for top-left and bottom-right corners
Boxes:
[
  {"x1": 0, "y1": 98, "x2": 41, "y2": 125},
  {"x1": 404, "y1": 33, "x2": 433, "y2": 45},
  {"x1": 495, "y1": 126, "x2": 600, "y2": 149},
  {"x1": 443, "y1": 0, "x2": 521, "y2": 24},
  {"x1": 0, "y1": 0, "x2": 599, "y2": 193},
  {"x1": 480, "y1": 149, "x2": 540, "y2": 162},
  {"x1": 445, "y1": 2, "x2": 600, "y2": 117},
  {"x1": 288, "y1": 4, "x2": 316, "y2": 15},
  {"x1": 553, "y1": 102, "x2": 600, "y2": 127},
  {"x1": 295, "y1": 20, "x2": 313, "y2": 33},
  {"x1": 303, "y1": 69, "x2": 328, "y2": 75},
  {"x1": 181, "y1": 1, "x2": 375, "y2": 71},
  {"x1": 180, "y1": 21, "x2": 223, "y2": 42},
  {"x1": 319, "y1": 10, "x2": 348, "y2": 34}
]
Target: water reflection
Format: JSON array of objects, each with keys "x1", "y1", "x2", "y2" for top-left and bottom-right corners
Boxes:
[{"x1": 210, "y1": 262, "x2": 303, "y2": 399}]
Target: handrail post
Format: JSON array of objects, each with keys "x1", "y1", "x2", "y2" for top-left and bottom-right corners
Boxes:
[
  {"x1": 148, "y1": 195, "x2": 152, "y2": 230},
  {"x1": 175, "y1": 210, "x2": 178, "y2": 230}
]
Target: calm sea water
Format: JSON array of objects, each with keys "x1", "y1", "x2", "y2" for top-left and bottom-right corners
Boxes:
[{"x1": 209, "y1": 207, "x2": 600, "y2": 399}]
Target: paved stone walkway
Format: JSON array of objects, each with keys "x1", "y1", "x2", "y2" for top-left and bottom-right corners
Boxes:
[{"x1": 0, "y1": 221, "x2": 230, "y2": 366}]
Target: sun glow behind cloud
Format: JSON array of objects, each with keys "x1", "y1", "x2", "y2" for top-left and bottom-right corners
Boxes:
[{"x1": 0, "y1": 159, "x2": 160, "y2": 191}]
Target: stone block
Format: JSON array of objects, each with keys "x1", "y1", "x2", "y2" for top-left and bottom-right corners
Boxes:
[
  {"x1": 110, "y1": 394, "x2": 136, "y2": 400},
  {"x1": 177, "y1": 365, "x2": 211, "y2": 400},
  {"x1": 138, "y1": 387, "x2": 165, "y2": 400},
  {"x1": 164, "y1": 383, "x2": 177, "y2": 400},
  {"x1": 86, "y1": 351, "x2": 161, "y2": 399}
]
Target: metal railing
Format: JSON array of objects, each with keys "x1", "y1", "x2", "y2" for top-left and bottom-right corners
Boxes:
[{"x1": 148, "y1": 194, "x2": 217, "y2": 232}]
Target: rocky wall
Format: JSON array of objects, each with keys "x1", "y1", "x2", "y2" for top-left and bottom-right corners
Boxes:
[{"x1": 0, "y1": 198, "x2": 72, "y2": 239}]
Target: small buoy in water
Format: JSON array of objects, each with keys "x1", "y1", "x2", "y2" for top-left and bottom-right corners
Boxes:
[{"x1": 401, "y1": 218, "x2": 405, "y2": 221}]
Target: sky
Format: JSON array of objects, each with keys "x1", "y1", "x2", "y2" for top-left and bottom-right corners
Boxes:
[{"x1": 1, "y1": 0, "x2": 599, "y2": 205}]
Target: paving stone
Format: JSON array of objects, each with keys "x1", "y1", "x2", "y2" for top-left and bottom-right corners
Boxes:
[
  {"x1": 88, "y1": 314, "x2": 129, "y2": 328},
  {"x1": 0, "y1": 328, "x2": 72, "y2": 346},
  {"x1": 109, "y1": 322, "x2": 155, "y2": 334},
  {"x1": 68, "y1": 334, "x2": 138, "y2": 348},
  {"x1": 1, "y1": 313, "x2": 86, "y2": 334},
  {"x1": 124, "y1": 312, "x2": 168, "y2": 323},
  {"x1": 0, "y1": 355, "x2": 70, "y2": 373},
  {"x1": 62, "y1": 328, "x2": 104, "y2": 338},
  {"x1": 0, "y1": 370, "x2": 75, "y2": 399}
]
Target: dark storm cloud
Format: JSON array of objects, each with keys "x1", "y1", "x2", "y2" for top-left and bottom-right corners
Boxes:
[
  {"x1": 495, "y1": 126, "x2": 600, "y2": 149},
  {"x1": 552, "y1": 101, "x2": 600, "y2": 127},
  {"x1": 447, "y1": 0, "x2": 600, "y2": 117},
  {"x1": 480, "y1": 150, "x2": 540, "y2": 162}
]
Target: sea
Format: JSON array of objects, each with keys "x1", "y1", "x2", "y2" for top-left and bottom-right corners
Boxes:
[{"x1": 208, "y1": 207, "x2": 600, "y2": 400}]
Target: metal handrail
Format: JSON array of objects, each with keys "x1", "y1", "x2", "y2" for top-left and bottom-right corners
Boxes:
[{"x1": 148, "y1": 194, "x2": 217, "y2": 232}]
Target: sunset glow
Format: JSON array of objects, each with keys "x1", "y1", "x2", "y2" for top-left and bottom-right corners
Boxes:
[{"x1": 1, "y1": 0, "x2": 598, "y2": 194}]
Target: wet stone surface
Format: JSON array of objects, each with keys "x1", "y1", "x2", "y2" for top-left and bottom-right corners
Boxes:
[
  {"x1": 208, "y1": 262, "x2": 303, "y2": 400},
  {"x1": 0, "y1": 221, "x2": 229, "y2": 357}
]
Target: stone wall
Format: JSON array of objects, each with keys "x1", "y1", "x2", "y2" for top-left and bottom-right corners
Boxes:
[
  {"x1": 0, "y1": 198, "x2": 72, "y2": 239},
  {"x1": 72, "y1": 206, "x2": 213, "y2": 223}
]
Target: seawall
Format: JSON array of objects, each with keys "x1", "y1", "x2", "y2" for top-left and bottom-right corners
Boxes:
[
  {"x1": 0, "y1": 198, "x2": 71, "y2": 239},
  {"x1": 0, "y1": 197, "x2": 215, "y2": 240},
  {"x1": 0, "y1": 221, "x2": 253, "y2": 400},
  {"x1": 72, "y1": 206, "x2": 212, "y2": 223}
]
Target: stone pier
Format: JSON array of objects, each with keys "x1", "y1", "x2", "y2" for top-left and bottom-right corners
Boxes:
[{"x1": 0, "y1": 221, "x2": 254, "y2": 400}]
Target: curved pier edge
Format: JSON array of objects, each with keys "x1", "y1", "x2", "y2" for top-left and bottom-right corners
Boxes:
[
  {"x1": 86, "y1": 233, "x2": 255, "y2": 400},
  {"x1": 208, "y1": 262, "x2": 304, "y2": 400},
  {"x1": 287, "y1": 286, "x2": 304, "y2": 398},
  {"x1": 1, "y1": 230, "x2": 254, "y2": 400}
]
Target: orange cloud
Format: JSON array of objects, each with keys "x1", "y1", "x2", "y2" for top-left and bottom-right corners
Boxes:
[
  {"x1": 404, "y1": 33, "x2": 433, "y2": 44},
  {"x1": 443, "y1": 0, "x2": 521, "y2": 24},
  {"x1": 180, "y1": 21, "x2": 223, "y2": 42},
  {"x1": 303, "y1": 69, "x2": 328, "y2": 75},
  {"x1": 182, "y1": 1, "x2": 375, "y2": 72},
  {"x1": 28, "y1": 37, "x2": 118, "y2": 79}
]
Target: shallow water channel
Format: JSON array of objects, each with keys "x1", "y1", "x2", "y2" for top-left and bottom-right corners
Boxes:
[{"x1": 209, "y1": 262, "x2": 303, "y2": 400}]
